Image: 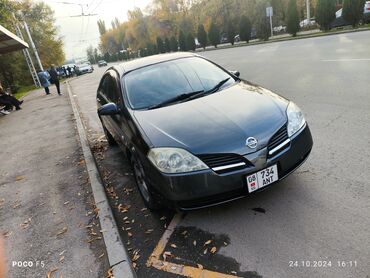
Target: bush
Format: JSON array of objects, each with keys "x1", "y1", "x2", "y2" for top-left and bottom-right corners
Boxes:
[
  {"x1": 169, "y1": 36, "x2": 178, "y2": 52},
  {"x1": 197, "y1": 24, "x2": 207, "y2": 49},
  {"x1": 164, "y1": 38, "x2": 171, "y2": 52},
  {"x1": 316, "y1": 0, "x2": 336, "y2": 31},
  {"x1": 208, "y1": 22, "x2": 220, "y2": 47},
  {"x1": 286, "y1": 0, "x2": 300, "y2": 36},
  {"x1": 343, "y1": 0, "x2": 366, "y2": 27},
  {"x1": 226, "y1": 21, "x2": 236, "y2": 45},
  {"x1": 156, "y1": 37, "x2": 165, "y2": 53},
  {"x1": 178, "y1": 30, "x2": 187, "y2": 51},
  {"x1": 186, "y1": 33, "x2": 196, "y2": 51},
  {"x1": 239, "y1": 16, "x2": 252, "y2": 43},
  {"x1": 255, "y1": 1, "x2": 271, "y2": 41}
]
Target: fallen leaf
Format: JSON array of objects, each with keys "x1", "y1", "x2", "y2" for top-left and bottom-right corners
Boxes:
[
  {"x1": 181, "y1": 230, "x2": 188, "y2": 236},
  {"x1": 59, "y1": 250, "x2": 66, "y2": 256},
  {"x1": 170, "y1": 244, "x2": 177, "y2": 248},
  {"x1": 56, "y1": 227, "x2": 68, "y2": 236},
  {"x1": 160, "y1": 216, "x2": 166, "y2": 221},
  {"x1": 163, "y1": 251, "x2": 172, "y2": 261},
  {"x1": 15, "y1": 176, "x2": 24, "y2": 181},
  {"x1": 106, "y1": 268, "x2": 114, "y2": 278},
  {"x1": 203, "y1": 248, "x2": 208, "y2": 255},
  {"x1": 197, "y1": 264, "x2": 204, "y2": 270},
  {"x1": 193, "y1": 240, "x2": 197, "y2": 246},
  {"x1": 231, "y1": 271, "x2": 237, "y2": 275},
  {"x1": 63, "y1": 201, "x2": 70, "y2": 205},
  {"x1": 141, "y1": 208, "x2": 147, "y2": 211},
  {"x1": 47, "y1": 267, "x2": 58, "y2": 278},
  {"x1": 3, "y1": 231, "x2": 12, "y2": 238},
  {"x1": 145, "y1": 229, "x2": 154, "y2": 234},
  {"x1": 127, "y1": 232, "x2": 132, "y2": 237},
  {"x1": 77, "y1": 159, "x2": 85, "y2": 165},
  {"x1": 204, "y1": 240, "x2": 212, "y2": 246},
  {"x1": 210, "y1": 246, "x2": 217, "y2": 254},
  {"x1": 98, "y1": 253, "x2": 105, "y2": 258},
  {"x1": 224, "y1": 242, "x2": 228, "y2": 246},
  {"x1": 59, "y1": 256, "x2": 64, "y2": 262},
  {"x1": 20, "y1": 218, "x2": 32, "y2": 229}
]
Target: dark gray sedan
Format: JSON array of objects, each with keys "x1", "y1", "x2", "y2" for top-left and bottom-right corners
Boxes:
[{"x1": 97, "y1": 53, "x2": 313, "y2": 210}]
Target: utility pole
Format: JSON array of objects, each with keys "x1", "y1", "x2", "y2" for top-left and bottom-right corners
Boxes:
[
  {"x1": 23, "y1": 20, "x2": 43, "y2": 71},
  {"x1": 306, "y1": 0, "x2": 311, "y2": 21}
]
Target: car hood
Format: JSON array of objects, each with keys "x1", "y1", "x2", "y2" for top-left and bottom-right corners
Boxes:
[{"x1": 133, "y1": 82, "x2": 289, "y2": 155}]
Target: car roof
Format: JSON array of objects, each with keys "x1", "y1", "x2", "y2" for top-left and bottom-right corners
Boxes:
[{"x1": 113, "y1": 52, "x2": 199, "y2": 76}]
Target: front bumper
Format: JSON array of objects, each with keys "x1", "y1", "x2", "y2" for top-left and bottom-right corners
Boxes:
[{"x1": 145, "y1": 124, "x2": 313, "y2": 210}]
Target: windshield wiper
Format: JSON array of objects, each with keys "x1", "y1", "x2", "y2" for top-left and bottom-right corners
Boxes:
[
  {"x1": 205, "y1": 77, "x2": 231, "y2": 95},
  {"x1": 147, "y1": 90, "x2": 204, "y2": 109}
]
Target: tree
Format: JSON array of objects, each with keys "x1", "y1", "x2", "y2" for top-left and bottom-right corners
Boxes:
[
  {"x1": 186, "y1": 33, "x2": 196, "y2": 51},
  {"x1": 226, "y1": 21, "x2": 236, "y2": 45},
  {"x1": 178, "y1": 30, "x2": 187, "y2": 51},
  {"x1": 316, "y1": 0, "x2": 336, "y2": 31},
  {"x1": 156, "y1": 36, "x2": 165, "y2": 53},
  {"x1": 97, "y1": 19, "x2": 107, "y2": 35},
  {"x1": 255, "y1": 1, "x2": 271, "y2": 41},
  {"x1": 208, "y1": 22, "x2": 220, "y2": 48},
  {"x1": 169, "y1": 36, "x2": 178, "y2": 52},
  {"x1": 164, "y1": 38, "x2": 171, "y2": 52},
  {"x1": 286, "y1": 0, "x2": 300, "y2": 36},
  {"x1": 86, "y1": 45, "x2": 95, "y2": 64},
  {"x1": 197, "y1": 24, "x2": 207, "y2": 50},
  {"x1": 239, "y1": 16, "x2": 252, "y2": 43},
  {"x1": 343, "y1": 0, "x2": 366, "y2": 27}
]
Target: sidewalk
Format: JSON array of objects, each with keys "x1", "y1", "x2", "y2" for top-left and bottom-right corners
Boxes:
[{"x1": 0, "y1": 85, "x2": 109, "y2": 277}]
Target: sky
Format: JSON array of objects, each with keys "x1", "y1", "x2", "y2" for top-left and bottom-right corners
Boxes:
[{"x1": 41, "y1": 0, "x2": 151, "y2": 60}]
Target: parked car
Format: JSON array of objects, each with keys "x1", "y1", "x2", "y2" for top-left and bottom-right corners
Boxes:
[
  {"x1": 234, "y1": 34, "x2": 240, "y2": 42},
  {"x1": 300, "y1": 18, "x2": 316, "y2": 28},
  {"x1": 364, "y1": 1, "x2": 370, "y2": 23},
  {"x1": 331, "y1": 2, "x2": 370, "y2": 28},
  {"x1": 97, "y1": 53, "x2": 313, "y2": 210},
  {"x1": 220, "y1": 33, "x2": 229, "y2": 44},
  {"x1": 76, "y1": 63, "x2": 94, "y2": 75},
  {"x1": 273, "y1": 25, "x2": 287, "y2": 34},
  {"x1": 98, "y1": 60, "x2": 108, "y2": 67}
]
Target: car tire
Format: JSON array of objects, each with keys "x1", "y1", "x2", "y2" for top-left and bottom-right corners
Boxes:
[
  {"x1": 130, "y1": 155, "x2": 161, "y2": 210},
  {"x1": 103, "y1": 126, "x2": 117, "y2": 146}
]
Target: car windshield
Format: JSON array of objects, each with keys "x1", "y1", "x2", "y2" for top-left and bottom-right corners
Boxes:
[{"x1": 124, "y1": 57, "x2": 235, "y2": 110}]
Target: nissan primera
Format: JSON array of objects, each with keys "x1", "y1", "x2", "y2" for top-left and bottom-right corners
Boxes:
[{"x1": 97, "y1": 53, "x2": 313, "y2": 210}]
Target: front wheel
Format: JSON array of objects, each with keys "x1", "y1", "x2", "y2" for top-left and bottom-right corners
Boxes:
[{"x1": 131, "y1": 155, "x2": 161, "y2": 210}]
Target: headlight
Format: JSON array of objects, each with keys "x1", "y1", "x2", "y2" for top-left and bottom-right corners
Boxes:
[
  {"x1": 287, "y1": 102, "x2": 305, "y2": 137},
  {"x1": 148, "y1": 148, "x2": 209, "y2": 174}
]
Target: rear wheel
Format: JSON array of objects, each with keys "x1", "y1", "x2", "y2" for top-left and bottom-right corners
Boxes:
[{"x1": 130, "y1": 155, "x2": 161, "y2": 210}]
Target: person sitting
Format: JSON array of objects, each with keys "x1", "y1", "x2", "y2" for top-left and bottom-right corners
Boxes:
[{"x1": 0, "y1": 81, "x2": 23, "y2": 111}]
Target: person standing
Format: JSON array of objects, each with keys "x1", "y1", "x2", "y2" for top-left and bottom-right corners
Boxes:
[
  {"x1": 37, "y1": 70, "x2": 51, "y2": 95},
  {"x1": 48, "y1": 65, "x2": 62, "y2": 95}
]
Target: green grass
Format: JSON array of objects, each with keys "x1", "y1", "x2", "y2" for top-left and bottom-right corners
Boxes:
[{"x1": 13, "y1": 85, "x2": 37, "y2": 99}]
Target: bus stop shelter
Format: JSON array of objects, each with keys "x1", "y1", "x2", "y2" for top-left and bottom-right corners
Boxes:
[{"x1": 0, "y1": 24, "x2": 29, "y2": 54}]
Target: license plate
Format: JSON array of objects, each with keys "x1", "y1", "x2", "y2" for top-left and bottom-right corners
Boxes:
[{"x1": 246, "y1": 165, "x2": 278, "y2": 193}]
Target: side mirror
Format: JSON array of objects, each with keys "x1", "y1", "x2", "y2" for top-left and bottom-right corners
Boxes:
[
  {"x1": 229, "y1": 70, "x2": 240, "y2": 77},
  {"x1": 98, "y1": 103, "x2": 119, "y2": 115}
]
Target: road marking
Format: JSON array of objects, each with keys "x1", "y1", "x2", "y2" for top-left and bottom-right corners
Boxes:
[
  {"x1": 146, "y1": 213, "x2": 240, "y2": 278},
  {"x1": 322, "y1": 58, "x2": 370, "y2": 62}
]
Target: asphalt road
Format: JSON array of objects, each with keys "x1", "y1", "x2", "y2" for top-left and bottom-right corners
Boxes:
[{"x1": 69, "y1": 31, "x2": 370, "y2": 278}]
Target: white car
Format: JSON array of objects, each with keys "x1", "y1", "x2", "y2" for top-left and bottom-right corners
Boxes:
[
  {"x1": 76, "y1": 64, "x2": 94, "y2": 76},
  {"x1": 300, "y1": 18, "x2": 316, "y2": 28}
]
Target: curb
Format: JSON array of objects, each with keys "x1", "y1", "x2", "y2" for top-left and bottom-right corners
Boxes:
[
  {"x1": 66, "y1": 82, "x2": 137, "y2": 278},
  {"x1": 195, "y1": 27, "x2": 370, "y2": 53}
]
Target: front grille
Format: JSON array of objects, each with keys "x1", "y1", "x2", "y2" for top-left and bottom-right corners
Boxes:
[
  {"x1": 198, "y1": 153, "x2": 251, "y2": 173},
  {"x1": 268, "y1": 124, "x2": 290, "y2": 157}
]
